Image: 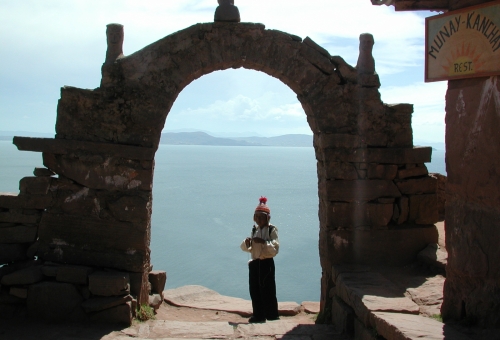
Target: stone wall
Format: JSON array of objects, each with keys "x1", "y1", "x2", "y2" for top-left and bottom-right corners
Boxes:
[
  {"x1": 0, "y1": 21, "x2": 439, "y2": 323},
  {"x1": 441, "y1": 76, "x2": 500, "y2": 328}
]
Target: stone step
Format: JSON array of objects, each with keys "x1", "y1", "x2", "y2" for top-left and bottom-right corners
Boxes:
[
  {"x1": 371, "y1": 312, "x2": 471, "y2": 340},
  {"x1": 108, "y1": 320, "x2": 349, "y2": 340}
]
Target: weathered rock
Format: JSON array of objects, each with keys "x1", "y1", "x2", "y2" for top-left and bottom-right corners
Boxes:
[
  {"x1": 33, "y1": 167, "x2": 55, "y2": 177},
  {"x1": 214, "y1": 0, "x2": 240, "y2": 22},
  {"x1": 41, "y1": 264, "x2": 59, "y2": 277},
  {"x1": 0, "y1": 193, "x2": 52, "y2": 210},
  {"x1": 430, "y1": 173, "x2": 446, "y2": 221},
  {"x1": 1, "y1": 266, "x2": 43, "y2": 286},
  {"x1": 0, "y1": 210, "x2": 41, "y2": 224},
  {"x1": 332, "y1": 296, "x2": 354, "y2": 335},
  {"x1": 397, "y1": 165, "x2": 429, "y2": 179},
  {"x1": 148, "y1": 270, "x2": 167, "y2": 294},
  {"x1": 89, "y1": 301, "x2": 132, "y2": 324},
  {"x1": 396, "y1": 176, "x2": 437, "y2": 195},
  {"x1": 13, "y1": 136, "x2": 155, "y2": 161},
  {"x1": 147, "y1": 320, "x2": 235, "y2": 339},
  {"x1": 370, "y1": 312, "x2": 470, "y2": 340},
  {"x1": 149, "y1": 293, "x2": 162, "y2": 310},
  {"x1": 81, "y1": 294, "x2": 133, "y2": 313},
  {"x1": 417, "y1": 243, "x2": 447, "y2": 271},
  {"x1": 56, "y1": 265, "x2": 94, "y2": 285},
  {"x1": 367, "y1": 164, "x2": 398, "y2": 180},
  {"x1": 334, "y1": 270, "x2": 419, "y2": 328},
  {"x1": 277, "y1": 301, "x2": 301, "y2": 316},
  {"x1": 10, "y1": 287, "x2": 28, "y2": 299},
  {"x1": 406, "y1": 275, "x2": 445, "y2": 317},
  {"x1": 38, "y1": 213, "x2": 148, "y2": 272},
  {"x1": 27, "y1": 281, "x2": 86, "y2": 321},
  {"x1": 408, "y1": 194, "x2": 439, "y2": 224},
  {"x1": 26, "y1": 240, "x2": 39, "y2": 258},
  {"x1": 0, "y1": 290, "x2": 25, "y2": 304},
  {"x1": 164, "y1": 285, "x2": 252, "y2": 317},
  {"x1": 301, "y1": 301, "x2": 320, "y2": 314},
  {"x1": 89, "y1": 271, "x2": 130, "y2": 297},
  {"x1": 329, "y1": 226, "x2": 438, "y2": 265},
  {"x1": 19, "y1": 176, "x2": 52, "y2": 195},
  {"x1": 322, "y1": 179, "x2": 401, "y2": 202},
  {"x1": 108, "y1": 195, "x2": 150, "y2": 223},
  {"x1": 0, "y1": 224, "x2": 37, "y2": 243},
  {"x1": 237, "y1": 321, "x2": 339, "y2": 338}
]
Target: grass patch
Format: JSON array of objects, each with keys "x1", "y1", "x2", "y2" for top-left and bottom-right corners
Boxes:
[
  {"x1": 136, "y1": 304, "x2": 156, "y2": 322},
  {"x1": 431, "y1": 314, "x2": 443, "y2": 323}
]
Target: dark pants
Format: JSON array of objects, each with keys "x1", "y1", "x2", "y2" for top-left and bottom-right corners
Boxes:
[{"x1": 248, "y1": 258, "x2": 279, "y2": 320}]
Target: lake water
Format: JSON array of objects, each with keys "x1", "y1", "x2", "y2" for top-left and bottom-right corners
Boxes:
[{"x1": 0, "y1": 141, "x2": 446, "y2": 303}]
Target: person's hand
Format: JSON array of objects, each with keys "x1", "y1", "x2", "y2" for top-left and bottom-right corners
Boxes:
[
  {"x1": 252, "y1": 237, "x2": 265, "y2": 244},
  {"x1": 245, "y1": 237, "x2": 252, "y2": 247}
]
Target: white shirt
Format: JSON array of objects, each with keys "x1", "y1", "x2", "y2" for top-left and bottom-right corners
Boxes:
[{"x1": 240, "y1": 224, "x2": 279, "y2": 260}]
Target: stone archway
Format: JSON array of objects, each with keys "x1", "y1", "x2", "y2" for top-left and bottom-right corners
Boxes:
[{"x1": 5, "y1": 20, "x2": 439, "y2": 323}]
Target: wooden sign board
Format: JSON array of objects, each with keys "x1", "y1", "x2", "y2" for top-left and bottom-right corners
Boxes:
[{"x1": 425, "y1": 0, "x2": 500, "y2": 82}]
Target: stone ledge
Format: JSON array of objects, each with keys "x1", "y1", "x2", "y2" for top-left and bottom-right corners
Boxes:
[
  {"x1": 371, "y1": 312, "x2": 471, "y2": 340},
  {"x1": 13, "y1": 137, "x2": 155, "y2": 161}
]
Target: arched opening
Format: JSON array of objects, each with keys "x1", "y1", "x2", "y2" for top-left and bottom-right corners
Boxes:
[{"x1": 150, "y1": 68, "x2": 321, "y2": 302}]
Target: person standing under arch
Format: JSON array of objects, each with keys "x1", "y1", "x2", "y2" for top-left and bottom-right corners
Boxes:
[{"x1": 240, "y1": 197, "x2": 280, "y2": 323}]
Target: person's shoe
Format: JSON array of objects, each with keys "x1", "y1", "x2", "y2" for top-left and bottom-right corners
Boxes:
[{"x1": 248, "y1": 316, "x2": 266, "y2": 323}]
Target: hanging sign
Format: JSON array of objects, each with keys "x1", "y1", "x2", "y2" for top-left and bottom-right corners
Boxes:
[{"x1": 425, "y1": 0, "x2": 500, "y2": 82}]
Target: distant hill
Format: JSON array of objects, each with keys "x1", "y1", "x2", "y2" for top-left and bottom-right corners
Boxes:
[{"x1": 160, "y1": 132, "x2": 313, "y2": 147}]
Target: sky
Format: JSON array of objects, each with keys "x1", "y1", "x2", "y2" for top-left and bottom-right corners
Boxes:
[{"x1": 0, "y1": 0, "x2": 448, "y2": 143}]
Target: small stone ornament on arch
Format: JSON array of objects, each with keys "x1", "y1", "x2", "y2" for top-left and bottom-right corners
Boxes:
[{"x1": 214, "y1": 0, "x2": 241, "y2": 22}]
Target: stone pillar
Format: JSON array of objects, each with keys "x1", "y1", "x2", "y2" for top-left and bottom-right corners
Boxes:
[{"x1": 441, "y1": 76, "x2": 500, "y2": 328}]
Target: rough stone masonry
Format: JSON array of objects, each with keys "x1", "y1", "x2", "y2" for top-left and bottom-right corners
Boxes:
[{"x1": 0, "y1": 2, "x2": 439, "y2": 325}]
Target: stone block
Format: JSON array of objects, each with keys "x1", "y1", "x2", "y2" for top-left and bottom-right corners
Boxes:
[
  {"x1": 0, "y1": 210, "x2": 41, "y2": 224},
  {"x1": 33, "y1": 167, "x2": 55, "y2": 177},
  {"x1": 56, "y1": 265, "x2": 94, "y2": 285},
  {"x1": 332, "y1": 296, "x2": 354, "y2": 335},
  {"x1": 108, "y1": 195, "x2": 150, "y2": 223},
  {"x1": 408, "y1": 194, "x2": 439, "y2": 224},
  {"x1": 89, "y1": 271, "x2": 130, "y2": 297},
  {"x1": 89, "y1": 301, "x2": 132, "y2": 325},
  {"x1": 367, "y1": 203, "x2": 393, "y2": 227},
  {"x1": 41, "y1": 264, "x2": 59, "y2": 277},
  {"x1": 393, "y1": 196, "x2": 409, "y2": 224},
  {"x1": 329, "y1": 226, "x2": 438, "y2": 265},
  {"x1": 43, "y1": 153, "x2": 153, "y2": 192},
  {"x1": 370, "y1": 312, "x2": 471, "y2": 340},
  {"x1": 82, "y1": 295, "x2": 133, "y2": 313},
  {"x1": 13, "y1": 136, "x2": 155, "y2": 161},
  {"x1": 396, "y1": 176, "x2": 437, "y2": 195},
  {"x1": 149, "y1": 293, "x2": 162, "y2": 310},
  {"x1": 323, "y1": 180, "x2": 401, "y2": 202},
  {"x1": 322, "y1": 162, "x2": 359, "y2": 180},
  {"x1": 335, "y1": 270, "x2": 419, "y2": 328},
  {"x1": 315, "y1": 133, "x2": 365, "y2": 149},
  {"x1": 397, "y1": 165, "x2": 428, "y2": 179},
  {"x1": 26, "y1": 240, "x2": 38, "y2": 258},
  {"x1": 330, "y1": 202, "x2": 368, "y2": 228},
  {"x1": 367, "y1": 164, "x2": 397, "y2": 180},
  {"x1": 354, "y1": 317, "x2": 378, "y2": 340},
  {"x1": 0, "y1": 224, "x2": 37, "y2": 243},
  {"x1": 1, "y1": 266, "x2": 43, "y2": 286},
  {"x1": 0, "y1": 244, "x2": 29, "y2": 264},
  {"x1": 0, "y1": 194, "x2": 52, "y2": 210},
  {"x1": 27, "y1": 281, "x2": 86, "y2": 322},
  {"x1": 149, "y1": 270, "x2": 167, "y2": 294},
  {"x1": 10, "y1": 287, "x2": 28, "y2": 299},
  {"x1": 19, "y1": 177, "x2": 52, "y2": 195},
  {"x1": 37, "y1": 213, "x2": 148, "y2": 272},
  {"x1": 0, "y1": 290, "x2": 25, "y2": 304}
]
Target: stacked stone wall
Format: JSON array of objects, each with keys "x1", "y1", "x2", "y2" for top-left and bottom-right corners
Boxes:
[
  {"x1": 0, "y1": 21, "x2": 440, "y2": 324},
  {"x1": 0, "y1": 140, "x2": 166, "y2": 324}
]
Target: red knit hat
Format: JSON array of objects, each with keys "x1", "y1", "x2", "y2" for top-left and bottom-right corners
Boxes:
[{"x1": 255, "y1": 196, "x2": 270, "y2": 215}]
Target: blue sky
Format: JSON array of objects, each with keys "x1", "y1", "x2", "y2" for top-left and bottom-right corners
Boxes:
[{"x1": 0, "y1": 0, "x2": 447, "y2": 143}]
